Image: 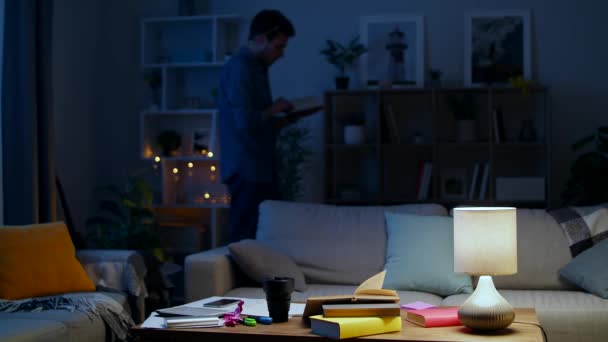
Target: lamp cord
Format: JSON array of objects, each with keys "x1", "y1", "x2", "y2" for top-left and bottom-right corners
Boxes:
[{"x1": 512, "y1": 321, "x2": 548, "y2": 342}]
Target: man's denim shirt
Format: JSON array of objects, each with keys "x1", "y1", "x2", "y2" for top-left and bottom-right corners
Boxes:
[{"x1": 218, "y1": 46, "x2": 276, "y2": 184}]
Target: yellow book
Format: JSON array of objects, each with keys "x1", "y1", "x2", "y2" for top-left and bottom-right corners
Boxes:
[{"x1": 309, "y1": 315, "x2": 402, "y2": 340}]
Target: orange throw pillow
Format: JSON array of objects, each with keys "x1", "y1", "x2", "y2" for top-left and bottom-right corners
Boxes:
[{"x1": 0, "y1": 222, "x2": 95, "y2": 300}]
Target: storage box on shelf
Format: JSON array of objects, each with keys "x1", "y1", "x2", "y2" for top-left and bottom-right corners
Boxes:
[
  {"x1": 140, "y1": 14, "x2": 240, "y2": 248},
  {"x1": 324, "y1": 86, "x2": 550, "y2": 208}
]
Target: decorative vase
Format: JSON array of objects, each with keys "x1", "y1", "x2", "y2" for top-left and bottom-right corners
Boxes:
[
  {"x1": 344, "y1": 125, "x2": 365, "y2": 144},
  {"x1": 456, "y1": 120, "x2": 476, "y2": 142},
  {"x1": 335, "y1": 76, "x2": 350, "y2": 90}
]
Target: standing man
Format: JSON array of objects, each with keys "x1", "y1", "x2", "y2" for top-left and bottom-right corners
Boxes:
[{"x1": 218, "y1": 10, "x2": 309, "y2": 243}]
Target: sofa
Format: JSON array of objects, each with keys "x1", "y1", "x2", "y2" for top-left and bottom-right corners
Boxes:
[
  {"x1": 0, "y1": 249, "x2": 147, "y2": 342},
  {"x1": 185, "y1": 200, "x2": 608, "y2": 342}
]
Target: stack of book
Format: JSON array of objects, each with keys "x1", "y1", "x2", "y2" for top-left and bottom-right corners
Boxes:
[
  {"x1": 309, "y1": 303, "x2": 402, "y2": 339},
  {"x1": 163, "y1": 316, "x2": 221, "y2": 328}
]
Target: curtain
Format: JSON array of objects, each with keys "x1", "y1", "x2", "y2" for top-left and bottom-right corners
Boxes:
[{"x1": 2, "y1": 0, "x2": 55, "y2": 224}]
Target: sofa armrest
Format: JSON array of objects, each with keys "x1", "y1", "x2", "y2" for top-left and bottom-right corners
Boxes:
[
  {"x1": 76, "y1": 249, "x2": 147, "y2": 323},
  {"x1": 184, "y1": 247, "x2": 237, "y2": 302}
]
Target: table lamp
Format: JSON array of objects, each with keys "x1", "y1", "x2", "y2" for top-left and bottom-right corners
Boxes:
[{"x1": 453, "y1": 207, "x2": 517, "y2": 330}]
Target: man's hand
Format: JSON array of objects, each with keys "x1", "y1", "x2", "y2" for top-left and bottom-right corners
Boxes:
[{"x1": 264, "y1": 98, "x2": 293, "y2": 119}]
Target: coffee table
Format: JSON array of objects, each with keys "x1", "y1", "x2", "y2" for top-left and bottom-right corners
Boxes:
[{"x1": 131, "y1": 308, "x2": 544, "y2": 342}]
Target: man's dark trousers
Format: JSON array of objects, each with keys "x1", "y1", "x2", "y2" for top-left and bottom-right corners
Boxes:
[{"x1": 226, "y1": 175, "x2": 276, "y2": 243}]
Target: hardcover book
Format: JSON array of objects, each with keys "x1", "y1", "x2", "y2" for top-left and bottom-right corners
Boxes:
[
  {"x1": 310, "y1": 314, "x2": 402, "y2": 339},
  {"x1": 405, "y1": 307, "x2": 461, "y2": 327},
  {"x1": 322, "y1": 303, "x2": 401, "y2": 317},
  {"x1": 303, "y1": 271, "x2": 399, "y2": 318}
]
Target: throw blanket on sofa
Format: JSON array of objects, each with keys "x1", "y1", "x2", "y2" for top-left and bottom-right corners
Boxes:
[
  {"x1": 0, "y1": 292, "x2": 134, "y2": 341},
  {"x1": 549, "y1": 204, "x2": 608, "y2": 257}
]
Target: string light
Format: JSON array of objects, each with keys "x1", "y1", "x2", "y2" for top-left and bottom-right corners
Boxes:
[
  {"x1": 207, "y1": 151, "x2": 214, "y2": 158},
  {"x1": 204, "y1": 192, "x2": 210, "y2": 199},
  {"x1": 187, "y1": 162, "x2": 194, "y2": 168},
  {"x1": 154, "y1": 156, "x2": 161, "y2": 162},
  {"x1": 172, "y1": 168, "x2": 179, "y2": 174},
  {"x1": 210, "y1": 165, "x2": 216, "y2": 172}
]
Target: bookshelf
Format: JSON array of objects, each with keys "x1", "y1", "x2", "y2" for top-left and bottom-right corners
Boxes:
[
  {"x1": 139, "y1": 14, "x2": 240, "y2": 248},
  {"x1": 324, "y1": 86, "x2": 550, "y2": 208}
]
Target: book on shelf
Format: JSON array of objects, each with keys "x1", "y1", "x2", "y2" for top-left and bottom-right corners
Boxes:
[
  {"x1": 417, "y1": 162, "x2": 433, "y2": 200},
  {"x1": 415, "y1": 161, "x2": 425, "y2": 199},
  {"x1": 322, "y1": 303, "x2": 401, "y2": 317},
  {"x1": 478, "y1": 162, "x2": 489, "y2": 200},
  {"x1": 163, "y1": 316, "x2": 221, "y2": 328},
  {"x1": 303, "y1": 270, "x2": 399, "y2": 318},
  {"x1": 404, "y1": 307, "x2": 461, "y2": 328},
  {"x1": 468, "y1": 163, "x2": 480, "y2": 200},
  {"x1": 493, "y1": 106, "x2": 506, "y2": 143},
  {"x1": 384, "y1": 104, "x2": 401, "y2": 143},
  {"x1": 310, "y1": 314, "x2": 402, "y2": 339}
]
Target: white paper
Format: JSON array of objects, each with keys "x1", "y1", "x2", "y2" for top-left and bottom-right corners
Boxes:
[{"x1": 141, "y1": 296, "x2": 305, "y2": 328}]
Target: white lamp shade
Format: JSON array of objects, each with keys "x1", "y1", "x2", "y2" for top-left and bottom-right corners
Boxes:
[{"x1": 454, "y1": 207, "x2": 517, "y2": 276}]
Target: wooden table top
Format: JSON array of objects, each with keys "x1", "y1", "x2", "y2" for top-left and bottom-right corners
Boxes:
[{"x1": 131, "y1": 308, "x2": 544, "y2": 342}]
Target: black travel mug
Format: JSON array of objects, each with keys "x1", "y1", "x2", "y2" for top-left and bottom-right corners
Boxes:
[{"x1": 262, "y1": 277, "x2": 294, "y2": 323}]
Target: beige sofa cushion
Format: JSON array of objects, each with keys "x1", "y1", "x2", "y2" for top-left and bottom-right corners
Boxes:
[
  {"x1": 256, "y1": 201, "x2": 447, "y2": 285},
  {"x1": 490, "y1": 209, "x2": 575, "y2": 290}
]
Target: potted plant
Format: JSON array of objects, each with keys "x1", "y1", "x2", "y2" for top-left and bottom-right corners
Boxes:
[
  {"x1": 86, "y1": 173, "x2": 174, "y2": 313},
  {"x1": 320, "y1": 36, "x2": 367, "y2": 90},
  {"x1": 562, "y1": 126, "x2": 608, "y2": 205},
  {"x1": 275, "y1": 124, "x2": 313, "y2": 201},
  {"x1": 446, "y1": 94, "x2": 477, "y2": 142}
]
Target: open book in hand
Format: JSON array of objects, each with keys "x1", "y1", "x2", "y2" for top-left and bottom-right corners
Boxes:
[
  {"x1": 288, "y1": 96, "x2": 322, "y2": 113},
  {"x1": 303, "y1": 270, "x2": 399, "y2": 318},
  {"x1": 277, "y1": 96, "x2": 323, "y2": 120}
]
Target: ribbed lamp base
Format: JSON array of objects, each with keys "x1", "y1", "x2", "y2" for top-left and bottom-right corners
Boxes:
[{"x1": 458, "y1": 275, "x2": 515, "y2": 330}]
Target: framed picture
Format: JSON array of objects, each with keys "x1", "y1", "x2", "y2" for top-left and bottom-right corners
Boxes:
[
  {"x1": 191, "y1": 128, "x2": 212, "y2": 155},
  {"x1": 360, "y1": 15, "x2": 425, "y2": 88},
  {"x1": 441, "y1": 168, "x2": 468, "y2": 200},
  {"x1": 464, "y1": 10, "x2": 531, "y2": 87}
]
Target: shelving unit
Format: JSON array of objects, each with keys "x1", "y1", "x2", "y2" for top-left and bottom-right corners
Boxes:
[
  {"x1": 140, "y1": 14, "x2": 240, "y2": 249},
  {"x1": 324, "y1": 86, "x2": 550, "y2": 208}
]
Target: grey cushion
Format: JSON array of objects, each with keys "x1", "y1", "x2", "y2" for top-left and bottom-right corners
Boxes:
[
  {"x1": 228, "y1": 239, "x2": 307, "y2": 291},
  {"x1": 383, "y1": 213, "x2": 472, "y2": 296},
  {"x1": 256, "y1": 200, "x2": 448, "y2": 285},
  {"x1": 560, "y1": 239, "x2": 608, "y2": 298}
]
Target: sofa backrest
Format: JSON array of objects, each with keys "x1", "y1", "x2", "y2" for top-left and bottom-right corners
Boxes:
[
  {"x1": 491, "y1": 208, "x2": 575, "y2": 290},
  {"x1": 256, "y1": 200, "x2": 447, "y2": 285}
]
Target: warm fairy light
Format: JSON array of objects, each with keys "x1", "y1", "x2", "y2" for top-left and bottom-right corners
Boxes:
[
  {"x1": 154, "y1": 156, "x2": 161, "y2": 162},
  {"x1": 204, "y1": 192, "x2": 211, "y2": 199},
  {"x1": 210, "y1": 165, "x2": 216, "y2": 172},
  {"x1": 201, "y1": 149, "x2": 208, "y2": 155},
  {"x1": 187, "y1": 162, "x2": 194, "y2": 168},
  {"x1": 210, "y1": 175, "x2": 216, "y2": 181},
  {"x1": 207, "y1": 151, "x2": 214, "y2": 158},
  {"x1": 172, "y1": 168, "x2": 179, "y2": 174}
]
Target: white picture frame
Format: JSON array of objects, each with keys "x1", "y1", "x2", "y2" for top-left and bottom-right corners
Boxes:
[
  {"x1": 360, "y1": 14, "x2": 425, "y2": 88},
  {"x1": 464, "y1": 10, "x2": 531, "y2": 87}
]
